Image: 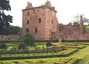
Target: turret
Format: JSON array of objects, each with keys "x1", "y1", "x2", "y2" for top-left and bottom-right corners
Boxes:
[
  {"x1": 26, "y1": 2, "x2": 33, "y2": 9},
  {"x1": 44, "y1": 0, "x2": 52, "y2": 7}
]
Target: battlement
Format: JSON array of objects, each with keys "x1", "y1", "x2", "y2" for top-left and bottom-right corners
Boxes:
[{"x1": 22, "y1": 0, "x2": 56, "y2": 12}]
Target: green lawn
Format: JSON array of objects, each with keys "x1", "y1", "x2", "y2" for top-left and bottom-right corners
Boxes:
[{"x1": 68, "y1": 46, "x2": 89, "y2": 58}]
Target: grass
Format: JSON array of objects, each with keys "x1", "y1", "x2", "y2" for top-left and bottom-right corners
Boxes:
[
  {"x1": 68, "y1": 46, "x2": 89, "y2": 58},
  {"x1": 85, "y1": 25, "x2": 89, "y2": 31},
  {"x1": 0, "y1": 42, "x2": 89, "y2": 64},
  {"x1": 78, "y1": 55, "x2": 89, "y2": 64},
  {"x1": 0, "y1": 57, "x2": 78, "y2": 64}
]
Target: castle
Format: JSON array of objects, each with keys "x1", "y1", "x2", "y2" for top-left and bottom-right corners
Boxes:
[
  {"x1": 22, "y1": 1, "x2": 58, "y2": 40},
  {"x1": 22, "y1": 0, "x2": 89, "y2": 40}
]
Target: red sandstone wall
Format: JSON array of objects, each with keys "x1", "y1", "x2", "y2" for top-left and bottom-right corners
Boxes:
[
  {"x1": 45, "y1": 8, "x2": 57, "y2": 40},
  {"x1": 22, "y1": 8, "x2": 47, "y2": 40},
  {"x1": 22, "y1": 6, "x2": 57, "y2": 40}
]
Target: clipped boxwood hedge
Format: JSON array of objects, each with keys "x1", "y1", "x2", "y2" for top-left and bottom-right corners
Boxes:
[{"x1": 0, "y1": 48, "x2": 78, "y2": 60}]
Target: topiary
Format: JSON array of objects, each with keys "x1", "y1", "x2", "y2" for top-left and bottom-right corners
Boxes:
[
  {"x1": 0, "y1": 43, "x2": 7, "y2": 49},
  {"x1": 46, "y1": 41, "x2": 52, "y2": 46},
  {"x1": 18, "y1": 44, "x2": 26, "y2": 50},
  {"x1": 24, "y1": 33, "x2": 35, "y2": 46}
]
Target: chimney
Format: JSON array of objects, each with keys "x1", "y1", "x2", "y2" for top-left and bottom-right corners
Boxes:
[
  {"x1": 80, "y1": 15, "x2": 84, "y2": 33},
  {"x1": 26, "y1": 2, "x2": 33, "y2": 9}
]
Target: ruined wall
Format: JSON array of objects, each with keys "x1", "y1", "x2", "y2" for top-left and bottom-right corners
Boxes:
[{"x1": 56, "y1": 23, "x2": 89, "y2": 40}]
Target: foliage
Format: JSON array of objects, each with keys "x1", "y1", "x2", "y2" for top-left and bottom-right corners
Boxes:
[
  {"x1": 84, "y1": 25, "x2": 89, "y2": 31},
  {"x1": 0, "y1": 48, "x2": 78, "y2": 58},
  {"x1": 18, "y1": 44, "x2": 26, "y2": 50},
  {"x1": 46, "y1": 41, "x2": 52, "y2": 46},
  {"x1": 0, "y1": 25, "x2": 21, "y2": 35},
  {"x1": 0, "y1": 0, "x2": 21, "y2": 35},
  {"x1": 72, "y1": 14, "x2": 89, "y2": 25},
  {"x1": 0, "y1": 43, "x2": 7, "y2": 49},
  {"x1": 7, "y1": 25, "x2": 21, "y2": 35},
  {"x1": 72, "y1": 14, "x2": 80, "y2": 24},
  {"x1": 73, "y1": 22, "x2": 79, "y2": 26},
  {"x1": 0, "y1": 0, "x2": 12, "y2": 30},
  {"x1": 24, "y1": 34, "x2": 35, "y2": 46},
  {"x1": 0, "y1": 58, "x2": 79, "y2": 64}
]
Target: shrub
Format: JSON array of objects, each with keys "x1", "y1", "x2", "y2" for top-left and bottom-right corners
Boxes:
[
  {"x1": 0, "y1": 43, "x2": 7, "y2": 49},
  {"x1": 18, "y1": 44, "x2": 26, "y2": 50},
  {"x1": 24, "y1": 34, "x2": 35, "y2": 46},
  {"x1": 46, "y1": 41, "x2": 52, "y2": 46}
]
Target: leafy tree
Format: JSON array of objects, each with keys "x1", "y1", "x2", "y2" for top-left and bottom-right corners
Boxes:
[
  {"x1": 0, "y1": 43, "x2": 7, "y2": 49},
  {"x1": 0, "y1": 25, "x2": 21, "y2": 35},
  {"x1": 0, "y1": 0, "x2": 12, "y2": 31},
  {"x1": 7, "y1": 25, "x2": 21, "y2": 35},
  {"x1": 73, "y1": 21, "x2": 79, "y2": 26},
  {"x1": 24, "y1": 34, "x2": 35, "y2": 45},
  {"x1": 72, "y1": 14, "x2": 80, "y2": 26},
  {"x1": 72, "y1": 14, "x2": 89, "y2": 25}
]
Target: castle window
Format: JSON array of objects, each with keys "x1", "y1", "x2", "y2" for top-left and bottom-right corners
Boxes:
[
  {"x1": 35, "y1": 28, "x2": 38, "y2": 33},
  {"x1": 27, "y1": 20, "x2": 29, "y2": 24},
  {"x1": 26, "y1": 28, "x2": 29, "y2": 33},
  {"x1": 27, "y1": 12, "x2": 29, "y2": 15},
  {"x1": 39, "y1": 18, "x2": 41, "y2": 23},
  {"x1": 52, "y1": 20, "x2": 53, "y2": 24}
]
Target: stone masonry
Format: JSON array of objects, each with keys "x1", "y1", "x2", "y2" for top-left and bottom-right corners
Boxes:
[
  {"x1": 22, "y1": 1, "x2": 58, "y2": 40},
  {"x1": 22, "y1": 1, "x2": 89, "y2": 40}
]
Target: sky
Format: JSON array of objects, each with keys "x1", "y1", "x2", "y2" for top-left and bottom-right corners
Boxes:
[{"x1": 9, "y1": 0, "x2": 89, "y2": 27}]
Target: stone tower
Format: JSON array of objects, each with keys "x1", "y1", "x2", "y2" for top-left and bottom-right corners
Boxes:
[
  {"x1": 22, "y1": 1, "x2": 58, "y2": 40},
  {"x1": 80, "y1": 15, "x2": 84, "y2": 33}
]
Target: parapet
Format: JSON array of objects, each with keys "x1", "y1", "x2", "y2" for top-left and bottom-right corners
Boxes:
[{"x1": 26, "y1": 2, "x2": 33, "y2": 9}]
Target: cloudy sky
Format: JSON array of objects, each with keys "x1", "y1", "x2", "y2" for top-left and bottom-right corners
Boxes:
[{"x1": 9, "y1": 0, "x2": 89, "y2": 27}]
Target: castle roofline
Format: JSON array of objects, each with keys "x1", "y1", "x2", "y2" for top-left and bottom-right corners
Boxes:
[{"x1": 22, "y1": 6, "x2": 57, "y2": 12}]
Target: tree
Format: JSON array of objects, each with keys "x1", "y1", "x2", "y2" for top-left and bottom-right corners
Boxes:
[
  {"x1": 0, "y1": 0, "x2": 12, "y2": 30},
  {"x1": 24, "y1": 34, "x2": 35, "y2": 45},
  {"x1": 7, "y1": 25, "x2": 21, "y2": 35},
  {"x1": 73, "y1": 21, "x2": 79, "y2": 26},
  {"x1": 72, "y1": 14, "x2": 80, "y2": 26},
  {"x1": 0, "y1": 25, "x2": 21, "y2": 35},
  {"x1": 72, "y1": 14, "x2": 89, "y2": 25}
]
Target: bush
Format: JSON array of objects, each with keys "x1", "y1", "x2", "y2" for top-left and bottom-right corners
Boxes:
[
  {"x1": 18, "y1": 44, "x2": 26, "y2": 50},
  {"x1": 24, "y1": 34, "x2": 35, "y2": 46},
  {"x1": 46, "y1": 41, "x2": 52, "y2": 46},
  {"x1": 0, "y1": 43, "x2": 7, "y2": 49}
]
